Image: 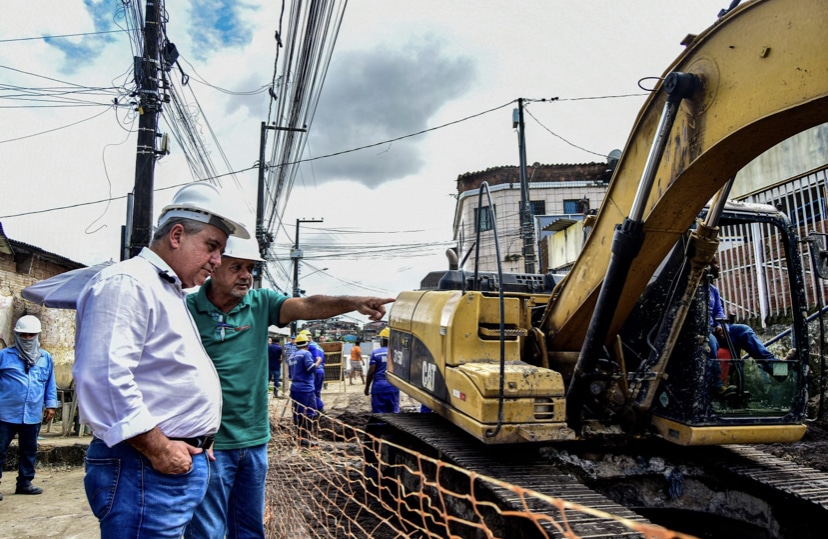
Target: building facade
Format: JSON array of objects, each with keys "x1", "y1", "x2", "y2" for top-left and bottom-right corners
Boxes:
[{"x1": 452, "y1": 163, "x2": 612, "y2": 274}]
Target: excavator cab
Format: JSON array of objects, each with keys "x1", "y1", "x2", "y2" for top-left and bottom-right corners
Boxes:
[{"x1": 616, "y1": 203, "x2": 808, "y2": 445}]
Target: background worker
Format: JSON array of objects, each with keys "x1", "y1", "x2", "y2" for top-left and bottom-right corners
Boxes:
[
  {"x1": 185, "y1": 235, "x2": 394, "y2": 539},
  {"x1": 283, "y1": 335, "x2": 297, "y2": 365},
  {"x1": 365, "y1": 327, "x2": 400, "y2": 413},
  {"x1": 73, "y1": 182, "x2": 248, "y2": 538},
  {"x1": 0, "y1": 315, "x2": 57, "y2": 499},
  {"x1": 287, "y1": 334, "x2": 317, "y2": 445},
  {"x1": 268, "y1": 336, "x2": 283, "y2": 397},
  {"x1": 348, "y1": 339, "x2": 365, "y2": 385},
  {"x1": 301, "y1": 330, "x2": 327, "y2": 412}
]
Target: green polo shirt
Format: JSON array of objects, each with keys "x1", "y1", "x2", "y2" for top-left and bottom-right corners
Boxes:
[{"x1": 187, "y1": 283, "x2": 288, "y2": 450}]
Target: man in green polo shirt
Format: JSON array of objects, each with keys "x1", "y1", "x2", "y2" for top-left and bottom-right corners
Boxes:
[{"x1": 184, "y1": 236, "x2": 394, "y2": 539}]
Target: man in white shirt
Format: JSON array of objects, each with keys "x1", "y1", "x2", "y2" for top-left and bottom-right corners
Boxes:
[{"x1": 73, "y1": 182, "x2": 248, "y2": 539}]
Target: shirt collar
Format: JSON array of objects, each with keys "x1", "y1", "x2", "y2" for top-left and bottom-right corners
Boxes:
[
  {"x1": 139, "y1": 247, "x2": 182, "y2": 288},
  {"x1": 192, "y1": 279, "x2": 252, "y2": 315}
]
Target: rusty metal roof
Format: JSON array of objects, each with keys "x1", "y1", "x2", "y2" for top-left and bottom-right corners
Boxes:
[{"x1": 0, "y1": 221, "x2": 86, "y2": 269}]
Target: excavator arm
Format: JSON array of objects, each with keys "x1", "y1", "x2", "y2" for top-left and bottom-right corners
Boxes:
[{"x1": 543, "y1": 0, "x2": 828, "y2": 352}]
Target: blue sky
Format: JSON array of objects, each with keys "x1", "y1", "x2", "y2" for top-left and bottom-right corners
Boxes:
[
  {"x1": 187, "y1": 0, "x2": 259, "y2": 56},
  {"x1": 44, "y1": 0, "x2": 118, "y2": 72}
]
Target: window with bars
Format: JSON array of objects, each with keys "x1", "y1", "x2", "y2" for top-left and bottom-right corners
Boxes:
[
  {"x1": 475, "y1": 205, "x2": 495, "y2": 232},
  {"x1": 530, "y1": 200, "x2": 546, "y2": 216},
  {"x1": 563, "y1": 199, "x2": 589, "y2": 214},
  {"x1": 739, "y1": 167, "x2": 828, "y2": 314}
]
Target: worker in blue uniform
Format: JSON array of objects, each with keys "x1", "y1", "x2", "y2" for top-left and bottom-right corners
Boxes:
[
  {"x1": 287, "y1": 333, "x2": 318, "y2": 444},
  {"x1": 300, "y1": 330, "x2": 326, "y2": 412},
  {"x1": 364, "y1": 327, "x2": 400, "y2": 413}
]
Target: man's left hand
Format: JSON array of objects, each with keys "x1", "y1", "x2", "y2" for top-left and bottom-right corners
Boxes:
[{"x1": 43, "y1": 408, "x2": 56, "y2": 423}]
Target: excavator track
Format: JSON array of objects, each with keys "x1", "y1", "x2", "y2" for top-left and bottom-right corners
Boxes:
[
  {"x1": 715, "y1": 445, "x2": 828, "y2": 510},
  {"x1": 367, "y1": 414, "x2": 828, "y2": 538},
  {"x1": 368, "y1": 413, "x2": 649, "y2": 538}
]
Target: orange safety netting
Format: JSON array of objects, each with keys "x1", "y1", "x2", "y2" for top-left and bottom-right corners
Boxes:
[{"x1": 263, "y1": 402, "x2": 697, "y2": 539}]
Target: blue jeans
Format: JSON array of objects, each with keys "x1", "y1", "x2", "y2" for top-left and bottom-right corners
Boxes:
[
  {"x1": 269, "y1": 365, "x2": 281, "y2": 392},
  {"x1": 710, "y1": 323, "x2": 776, "y2": 361},
  {"x1": 185, "y1": 444, "x2": 268, "y2": 539},
  {"x1": 84, "y1": 437, "x2": 209, "y2": 538},
  {"x1": 0, "y1": 420, "x2": 41, "y2": 486}
]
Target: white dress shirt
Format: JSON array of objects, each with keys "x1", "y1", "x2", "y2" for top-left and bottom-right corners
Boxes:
[{"x1": 73, "y1": 248, "x2": 222, "y2": 447}]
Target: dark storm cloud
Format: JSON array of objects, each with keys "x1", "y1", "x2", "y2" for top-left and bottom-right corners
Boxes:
[{"x1": 308, "y1": 40, "x2": 476, "y2": 188}]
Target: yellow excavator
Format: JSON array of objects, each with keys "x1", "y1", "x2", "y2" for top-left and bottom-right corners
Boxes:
[{"x1": 385, "y1": 0, "x2": 828, "y2": 447}]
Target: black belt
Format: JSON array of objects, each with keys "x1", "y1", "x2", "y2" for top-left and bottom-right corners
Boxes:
[{"x1": 170, "y1": 435, "x2": 214, "y2": 450}]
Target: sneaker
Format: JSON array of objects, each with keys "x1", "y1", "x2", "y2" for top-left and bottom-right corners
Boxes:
[
  {"x1": 15, "y1": 484, "x2": 43, "y2": 495},
  {"x1": 0, "y1": 491, "x2": 4, "y2": 501}
]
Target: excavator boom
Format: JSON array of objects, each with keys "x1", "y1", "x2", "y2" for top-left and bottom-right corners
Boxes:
[{"x1": 543, "y1": 0, "x2": 828, "y2": 351}]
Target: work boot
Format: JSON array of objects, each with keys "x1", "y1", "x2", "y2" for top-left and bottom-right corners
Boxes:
[
  {"x1": 716, "y1": 385, "x2": 738, "y2": 399},
  {"x1": 15, "y1": 484, "x2": 43, "y2": 495}
]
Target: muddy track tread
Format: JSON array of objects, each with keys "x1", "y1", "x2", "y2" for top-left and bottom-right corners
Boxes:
[
  {"x1": 374, "y1": 413, "x2": 649, "y2": 539},
  {"x1": 722, "y1": 445, "x2": 828, "y2": 509}
]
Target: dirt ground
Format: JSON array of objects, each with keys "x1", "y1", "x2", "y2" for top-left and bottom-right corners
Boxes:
[
  {"x1": 0, "y1": 382, "x2": 379, "y2": 539},
  {"x1": 2, "y1": 386, "x2": 827, "y2": 539},
  {"x1": 754, "y1": 420, "x2": 828, "y2": 472}
]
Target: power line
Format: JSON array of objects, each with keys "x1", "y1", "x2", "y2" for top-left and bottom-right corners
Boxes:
[
  {"x1": 0, "y1": 29, "x2": 127, "y2": 43},
  {"x1": 523, "y1": 106, "x2": 608, "y2": 159},
  {"x1": 0, "y1": 63, "x2": 121, "y2": 90},
  {"x1": 177, "y1": 56, "x2": 271, "y2": 96},
  {"x1": 277, "y1": 99, "x2": 516, "y2": 169},
  {"x1": 0, "y1": 106, "x2": 113, "y2": 145},
  {"x1": 0, "y1": 170, "x2": 255, "y2": 219},
  {"x1": 0, "y1": 88, "x2": 634, "y2": 217}
]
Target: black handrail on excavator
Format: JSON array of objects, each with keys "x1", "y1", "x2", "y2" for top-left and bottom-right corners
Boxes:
[
  {"x1": 470, "y1": 182, "x2": 508, "y2": 439},
  {"x1": 565, "y1": 72, "x2": 699, "y2": 432}
]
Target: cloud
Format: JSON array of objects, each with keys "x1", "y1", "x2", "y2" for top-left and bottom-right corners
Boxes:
[
  {"x1": 307, "y1": 38, "x2": 476, "y2": 188},
  {"x1": 187, "y1": 0, "x2": 258, "y2": 60},
  {"x1": 45, "y1": 0, "x2": 117, "y2": 73}
]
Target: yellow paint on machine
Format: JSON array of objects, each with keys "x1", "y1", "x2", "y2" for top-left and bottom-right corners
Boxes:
[
  {"x1": 651, "y1": 416, "x2": 807, "y2": 446},
  {"x1": 388, "y1": 372, "x2": 575, "y2": 444}
]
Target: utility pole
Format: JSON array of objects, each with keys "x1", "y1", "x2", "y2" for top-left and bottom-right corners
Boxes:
[
  {"x1": 254, "y1": 122, "x2": 307, "y2": 288},
  {"x1": 255, "y1": 122, "x2": 276, "y2": 288},
  {"x1": 514, "y1": 98, "x2": 536, "y2": 273},
  {"x1": 127, "y1": 0, "x2": 162, "y2": 259},
  {"x1": 291, "y1": 217, "x2": 323, "y2": 335}
]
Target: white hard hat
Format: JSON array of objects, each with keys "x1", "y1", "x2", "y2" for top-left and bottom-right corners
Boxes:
[
  {"x1": 158, "y1": 183, "x2": 250, "y2": 239},
  {"x1": 223, "y1": 235, "x2": 264, "y2": 262},
  {"x1": 14, "y1": 315, "x2": 42, "y2": 334}
]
